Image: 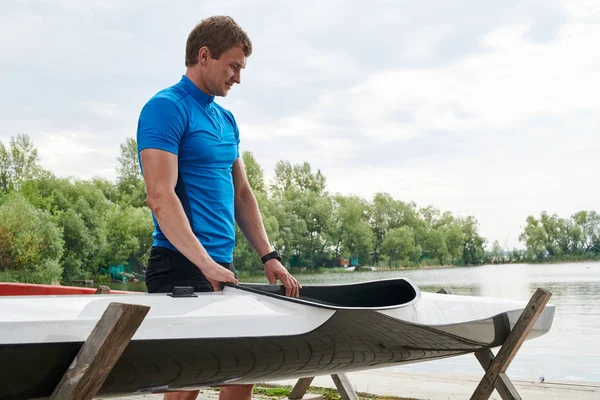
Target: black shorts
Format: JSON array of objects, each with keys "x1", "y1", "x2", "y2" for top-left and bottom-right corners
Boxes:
[{"x1": 145, "y1": 246, "x2": 236, "y2": 294}]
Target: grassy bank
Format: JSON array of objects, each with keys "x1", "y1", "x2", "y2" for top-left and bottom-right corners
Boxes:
[{"x1": 250, "y1": 384, "x2": 416, "y2": 400}]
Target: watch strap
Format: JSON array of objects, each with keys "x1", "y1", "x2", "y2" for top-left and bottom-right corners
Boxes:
[{"x1": 261, "y1": 250, "x2": 281, "y2": 264}]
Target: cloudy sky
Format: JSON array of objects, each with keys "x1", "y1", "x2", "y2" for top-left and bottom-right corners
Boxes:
[{"x1": 1, "y1": 0, "x2": 599, "y2": 249}]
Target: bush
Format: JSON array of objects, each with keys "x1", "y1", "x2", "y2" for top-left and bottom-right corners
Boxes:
[{"x1": 0, "y1": 193, "x2": 64, "y2": 283}]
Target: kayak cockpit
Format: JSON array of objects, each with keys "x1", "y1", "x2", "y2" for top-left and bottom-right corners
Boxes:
[{"x1": 234, "y1": 278, "x2": 420, "y2": 309}]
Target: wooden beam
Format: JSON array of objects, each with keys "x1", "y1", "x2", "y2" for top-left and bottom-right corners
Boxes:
[
  {"x1": 289, "y1": 374, "x2": 359, "y2": 400},
  {"x1": 331, "y1": 373, "x2": 359, "y2": 400},
  {"x1": 437, "y1": 286, "x2": 525, "y2": 400},
  {"x1": 95, "y1": 285, "x2": 111, "y2": 294},
  {"x1": 475, "y1": 350, "x2": 521, "y2": 400},
  {"x1": 437, "y1": 287, "x2": 454, "y2": 295},
  {"x1": 289, "y1": 377, "x2": 315, "y2": 399},
  {"x1": 470, "y1": 288, "x2": 552, "y2": 400},
  {"x1": 50, "y1": 302, "x2": 150, "y2": 400}
]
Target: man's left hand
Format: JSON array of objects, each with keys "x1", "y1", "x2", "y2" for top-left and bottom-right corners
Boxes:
[{"x1": 264, "y1": 260, "x2": 302, "y2": 298}]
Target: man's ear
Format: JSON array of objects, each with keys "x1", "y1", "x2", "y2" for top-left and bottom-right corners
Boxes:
[{"x1": 198, "y1": 46, "x2": 211, "y2": 64}]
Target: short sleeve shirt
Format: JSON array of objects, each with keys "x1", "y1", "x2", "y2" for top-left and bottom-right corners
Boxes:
[{"x1": 137, "y1": 75, "x2": 240, "y2": 263}]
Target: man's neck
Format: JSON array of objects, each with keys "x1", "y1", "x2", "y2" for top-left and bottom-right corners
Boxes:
[{"x1": 185, "y1": 69, "x2": 213, "y2": 96}]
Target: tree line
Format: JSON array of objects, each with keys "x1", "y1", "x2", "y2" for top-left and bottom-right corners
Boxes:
[
  {"x1": 0, "y1": 135, "x2": 153, "y2": 284},
  {"x1": 0, "y1": 134, "x2": 597, "y2": 284},
  {"x1": 492, "y1": 211, "x2": 600, "y2": 263}
]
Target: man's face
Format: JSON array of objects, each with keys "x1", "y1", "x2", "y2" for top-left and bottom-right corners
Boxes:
[{"x1": 204, "y1": 44, "x2": 247, "y2": 97}]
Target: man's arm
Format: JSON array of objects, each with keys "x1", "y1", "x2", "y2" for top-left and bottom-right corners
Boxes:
[
  {"x1": 140, "y1": 148, "x2": 238, "y2": 290},
  {"x1": 232, "y1": 158, "x2": 301, "y2": 297}
]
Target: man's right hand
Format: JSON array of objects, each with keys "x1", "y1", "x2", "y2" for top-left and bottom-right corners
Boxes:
[{"x1": 198, "y1": 260, "x2": 238, "y2": 291}]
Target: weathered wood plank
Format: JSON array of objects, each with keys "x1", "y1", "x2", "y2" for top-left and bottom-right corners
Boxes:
[
  {"x1": 470, "y1": 288, "x2": 552, "y2": 400},
  {"x1": 289, "y1": 377, "x2": 315, "y2": 399},
  {"x1": 438, "y1": 286, "x2": 523, "y2": 400},
  {"x1": 475, "y1": 350, "x2": 521, "y2": 400},
  {"x1": 95, "y1": 285, "x2": 111, "y2": 294},
  {"x1": 437, "y1": 287, "x2": 454, "y2": 295},
  {"x1": 50, "y1": 302, "x2": 150, "y2": 400},
  {"x1": 331, "y1": 373, "x2": 359, "y2": 400}
]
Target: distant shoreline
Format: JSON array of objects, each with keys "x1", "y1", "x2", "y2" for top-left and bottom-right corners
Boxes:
[
  {"x1": 378, "y1": 259, "x2": 600, "y2": 271},
  {"x1": 288, "y1": 258, "x2": 600, "y2": 275},
  {"x1": 231, "y1": 259, "x2": 600, "y2": 280}
]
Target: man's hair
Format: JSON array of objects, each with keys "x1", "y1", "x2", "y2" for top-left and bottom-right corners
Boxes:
[{"x1": 185, "y1": 16, "x2": 252, "y2": 67}]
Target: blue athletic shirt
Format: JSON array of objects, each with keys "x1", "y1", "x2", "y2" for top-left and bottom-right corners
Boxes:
[{"x1": 136, "y1": 75, "x2": 240, "y2": 263}]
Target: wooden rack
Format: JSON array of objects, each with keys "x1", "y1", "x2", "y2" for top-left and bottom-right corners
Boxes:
[
  {"x1": 49, "y1": 287, "x2": 149, "y2": 400},
  {"x1": 288, "y1": 287, "x2": 552, "y2": 400},
  {"x1": 46, "y1": 285, "x2": 551, "y2": 400}
]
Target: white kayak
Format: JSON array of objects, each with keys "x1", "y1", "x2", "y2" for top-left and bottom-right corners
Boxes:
[{"x1": 0, "y1": 278, "x2": 555, "y2": 399}]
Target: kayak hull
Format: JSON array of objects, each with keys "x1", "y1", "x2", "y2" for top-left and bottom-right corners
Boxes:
[{"x1": 0, "y1": 279, "x2": 555, "y2": 399}]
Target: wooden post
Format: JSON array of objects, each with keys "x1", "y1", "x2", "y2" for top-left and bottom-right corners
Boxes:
[
  {"x1": 289, "y1": 287, "x2": 550, "y2": 400},
  {"x1": 95, "y1": 285, "x2": 111, "y2": 294},
  {"x1": 289, "y1": 377, "x2": 315, "y2": 399},
  {"x1": 437, "y1": 287, "x2": 454, "y2": 295},
  {"x1": 50, "y1": 302, "x2": 150, "y2": 400},
  {"x1": 474, "y1": 351, "x2": 521, "y2": 400},
  {"x1": 470, "y1": 288, "x2": 552, "y2": 400},
  {"x1": 439, "y1": 287, "x2": 518, "y2": 398},
  {"x1": 331, "y1": 373, "x2": 359, "y2": 400},
  {"x1": 438, "y1": 286, "x2": 551, "y2": 400},
  {"x1": 288, "y1": 374, "x2": 358, "y2": 400}
]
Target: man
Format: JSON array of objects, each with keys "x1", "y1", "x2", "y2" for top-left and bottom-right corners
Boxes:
[{"x1": 136, "y1": 16, "x2": 302, "y2": 400}]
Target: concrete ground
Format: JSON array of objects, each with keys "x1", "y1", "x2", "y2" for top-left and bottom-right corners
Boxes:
[
  {"x1": 270, "y1": 370, "x2": 600, "y2": 399},
  {"x1": 101, "y1": 390, "x2": 324, "y2": 400},
  {"x1": 103, "y1": 370, "x2": 600, "y2": 400}
]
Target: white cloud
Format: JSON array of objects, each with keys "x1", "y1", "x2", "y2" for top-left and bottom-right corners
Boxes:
[
  {"x1": 563, "y1": 0, "x2": 600, "y2": 20},
  {"x1": 34, "y1": 131, "x2": 118, "y2": 180},
  {"x1": 0, "y1": 10, "x2": 43, "y2": 63},
  {"x1": 1, "y1": 0, "x2": 599, "y2": 249},
  {"x1": 79, "y1": 101, "x2": 130, "y2": 122},
  {"x1": 341, "y1": 21, "x2": 600, "y2": 136},
  {"x1": 239, "y1": 5, "x2": 600, "y2": 247}
]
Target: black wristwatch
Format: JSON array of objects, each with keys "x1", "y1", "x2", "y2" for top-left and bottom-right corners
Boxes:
[{"x1": 261, "y1": 250, "x2": 282, "y2": 264}]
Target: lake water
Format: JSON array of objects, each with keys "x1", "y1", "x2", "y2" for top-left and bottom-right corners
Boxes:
[{"x1": 115, "y1": 261, "x2": 600, "y2": 383}]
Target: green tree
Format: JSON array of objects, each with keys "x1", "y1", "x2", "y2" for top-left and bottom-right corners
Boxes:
[
  {"x1": 285, "y1": 192, "x2": 333, "y2": 268},
  {"x1": 491, "y1": 239, "x2": 504, "y2": 262},
  {"x1": 232, "y1": 152, "x2": 280, "y2": 271},
  {"x1": 241, "y1": 151, "x2": 266, "y2": 193},
  {"x1": 539, "y1": 212, "x2": 564, "y2": 256},
  {"x1": 271, "y1": 161, "x2": 332, "y2": 268},
  {"x1": 90, "y1": 177, "x2": 120, "y2": 204},
  {"x1": 0, "y1": 134, "x2": 44, "y2": 193},
  {"x1": 443, "y1": 223, "x2": 465, "y2": 263},
  {"x1": 0, "y1": 193, "x2": 64, "y2": 283},
  {"x1": 520, "y1": 210, "x2": 600, "y2": 261},
  {"x1": 572, "y1": 211, "x2": 600, "y2": 253},
  {"x1": 419, "y1": 205, "x2": 442, "y2": 228},
  {"x1": 422, "y1": 228, "x2": 449, "y2": 264},
  {"x1": 460, "y1": 216, "x2": 486, "y2": 265},
  {"x1": 381, "y1": 226, "x2": 420, "y2": 267},
  {"x1": 509, "y1": 248, "x2": 525, "y2": 263},
  {"x1": 270, "y1": 160, "x2": 326, "y2": 196},
  {"x1": 116, "y1": 137, "x2": 146, "y2": 207},
  {"x1": 370, "y1": 193, "x2": 393, "y2": 263},
  {"x1": 519, "y1": 215, "x2": 547, "y2": 260},
  {"x1": 330, "y1": 195, "x2": 374, "y2": 264},
  {"x1": 0, "y1": 142, "x2": 9, "y2": 192},
  {"x1": 104, "y1": 205, "x2": 154, "y2": 270},
  {"x1": 370, "y1": 193, "x2": 420, "y2": 263},
  {"x1": 57, "y1": 208, "x2": 94, "y2": 280},
  {"x1": 21, "y1": 176, "x2": 110, "y2": 281}
]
